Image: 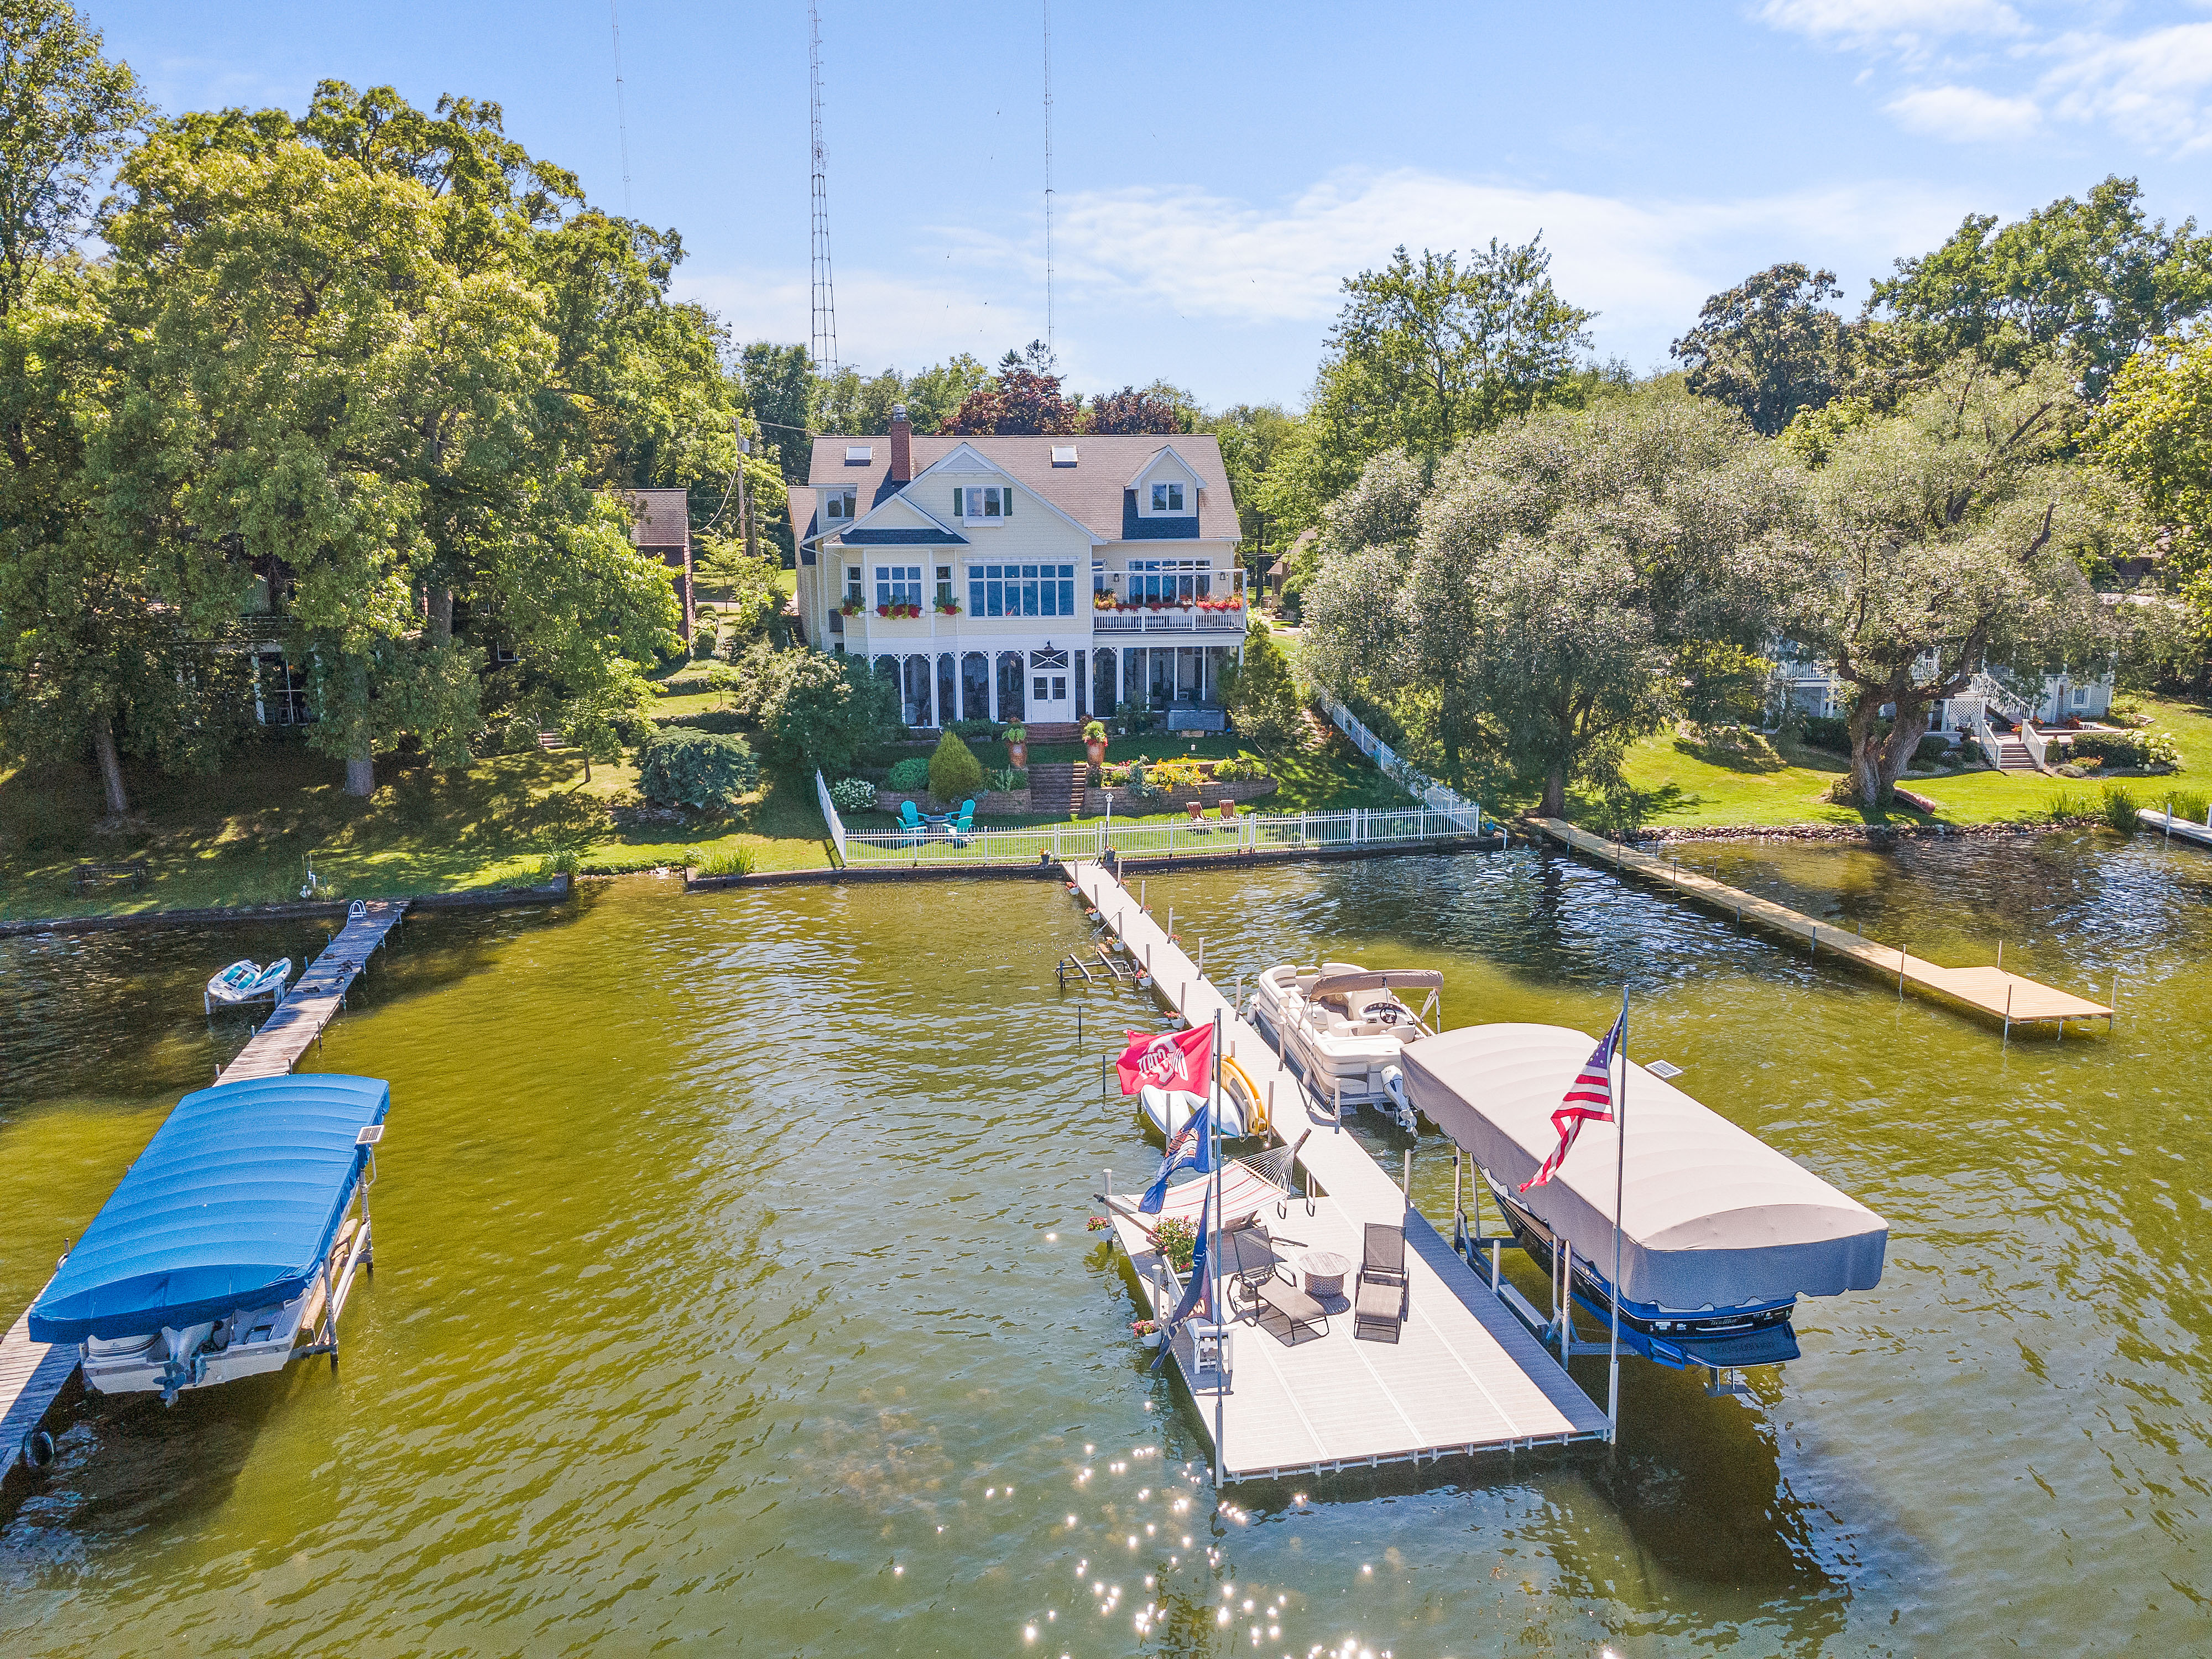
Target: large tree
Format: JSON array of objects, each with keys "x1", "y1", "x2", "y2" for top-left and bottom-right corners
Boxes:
[
  {"x1": 93, "y1": 84, "x2": 700, "y2": 794},
  {"x1": 1305, "y1": 390, "x2": 1804, "y2": 811},
  {"x1": 0, "y1": 0, "x2": 186, "y2": 817},
  {"x1": 1791, "y1": 357, "x2": 2119, "y2": 808},
  {"x1": 2084, "y1": 334, "x2": 2212, "y2": 673},
  {"x1": 1867, "y1": 177, "x2": 2212, "y2": 401},
  {"x1": 1277, "y1": 238, "x2": 1593, "y2": 520},
  {"x1": 1672, "y1": 263, "x2": 1854, "y2": 436}
]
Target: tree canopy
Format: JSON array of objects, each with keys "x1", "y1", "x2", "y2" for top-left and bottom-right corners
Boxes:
[{"x1": 1672, "y1": 263, "x2": 1853, "y2": 437}]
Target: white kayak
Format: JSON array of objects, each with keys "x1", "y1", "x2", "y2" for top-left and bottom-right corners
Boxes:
[
  {"x1": 205, "y1": 957, "x2": 291, "y2": 1009},
  {"x1": 1139, "y1": 1084, "x2": 1250, "y2": 1140}
]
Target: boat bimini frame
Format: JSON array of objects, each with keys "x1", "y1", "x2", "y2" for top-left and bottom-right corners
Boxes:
[{"x1": 1249, "y1": 963, "x2": 1441, "y2": 1130}]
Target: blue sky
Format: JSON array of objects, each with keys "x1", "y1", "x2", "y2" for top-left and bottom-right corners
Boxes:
[{"x1": 92, "y1": 1, "x2": 2212, "y2": 408}]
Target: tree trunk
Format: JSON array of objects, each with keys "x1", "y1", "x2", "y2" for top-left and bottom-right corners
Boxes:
[
  {"x1": 346, "y1": 752, "x2": 375, "y2": 797},
  {"x1": 426, "y1": 586, "x2": 453, "y2": 643},
  {"x1": 1850, "y1": 695, "x2": 1929, "y2": 810},
  {"x1": 1540, "y1": 765, "x2": 1566, "y2": 818},
  {"x1": 91, "y1": 713, "x2": 130, "y2": 820},
  {"x1": 582, "y1": 752, "x2": 592, "y2": 785}
]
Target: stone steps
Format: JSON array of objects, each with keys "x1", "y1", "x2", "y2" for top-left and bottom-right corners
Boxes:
[{"x1": 1029, "y1": 761, "x2": 1086, "y2": 817}]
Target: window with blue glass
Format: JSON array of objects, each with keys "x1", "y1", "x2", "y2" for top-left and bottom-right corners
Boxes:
[
  {"x1": 876, "y1": 565, "x2": 923, "y2": 607},
  {"x1": 968, "y1": 563, "x2": 1077, "y2": 617},
  {"x1": 1124, "y1": 559, "x2": 1212, "y2": 602}
]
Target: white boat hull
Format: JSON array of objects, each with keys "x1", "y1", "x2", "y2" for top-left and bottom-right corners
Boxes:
[
  {"x1": 1139, "y1": 1084, "x2": 1249, "y2": 1140},
  {"x1": 1254, "y1": 963, "x2": 1434, "y2": 1125}
]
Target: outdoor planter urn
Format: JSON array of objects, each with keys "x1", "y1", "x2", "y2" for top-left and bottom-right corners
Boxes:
[
  {"x1": 1006, "y1": 730, "x2": 1028, "y2": 769},
  {"x1": 1083, "y1": 724, "x2": 1108, "y2": 765}
]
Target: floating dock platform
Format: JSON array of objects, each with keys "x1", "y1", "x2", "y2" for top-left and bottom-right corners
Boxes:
[
  {"x1": 1068, "y1": 863, "x2": 1610, "y2": 1483},
  {"x1": 1526, "y1": 817, "x2": 2111, "y2": 1036},
  {"x1": 2139, "y1": 807, "x2": 2212, "y2": 849},
  {"x1": 2, "y1": 901, "x2": 403, "y2": 1493}
]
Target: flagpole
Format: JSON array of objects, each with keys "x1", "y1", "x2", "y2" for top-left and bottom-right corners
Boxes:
[
  {"x1": 1211, "y1": 1005, "x2": 1224, "y2": 1486},
  {"x1": 1608, "y1": 982, "x2": 1627, "y2": 1447}
]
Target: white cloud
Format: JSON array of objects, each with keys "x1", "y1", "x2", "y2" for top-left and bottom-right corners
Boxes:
[
  {"x1": 1885, "y1": 82, "x2": 2044, "y2": 138},
  {"x1": 1756, "y1": 0, "x2": 2027, "y2": 53},
  {"x1": 970, "y1": 168, "x2": 1971, "y2": 357},
  {"x1": 675, "y1": 266, "x2": 1036, "y2": 373},
  {"x1": 2041, "y1": 22, "x2": 2212, "y2": 151}
]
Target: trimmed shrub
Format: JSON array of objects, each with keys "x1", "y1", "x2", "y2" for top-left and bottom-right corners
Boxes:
[
  {"x1": 827, "y1": 776, "x2": 878, "y2": 813},
  {"x1": 2068, "y1": 730, "x2": 2150, "y2": 767},
  {"x1": 1799, "y1": 714, "x2": 1851, "y2": 755},
  {"x1": 637, "y1": 729, "x2": 761, "y2": 810},
  {"x1": 928, "y1": 730, "x2": 984, "y2": 802},
  {"x1": 950, "y1": 718, "x2": 1000, "y2": 741},
  {"x1": 1913, "y1": 734, "x2": 1952, "y2": 766},
  {"x1": 885, "y1": 756, "x2": 931, "y2": 791}
]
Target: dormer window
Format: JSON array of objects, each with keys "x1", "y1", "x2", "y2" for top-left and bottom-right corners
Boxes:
[
  {"x1": 1150, "y1": 482, "x2": 1186, "y2": 513},
  {"x1": 844, "y1": 445, "x2": 873, "y2": 463},
  {"x1": 954, "y1": 484, "x2": 1012, "y2": 524},
  {"x1": 823, "y1": 488, "x2": 857, "y2": 522}
]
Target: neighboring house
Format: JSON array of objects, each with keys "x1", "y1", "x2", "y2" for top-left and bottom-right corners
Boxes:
[
  {"x1": 1768, "y1": 643, "x2": 2115, "y2": 733},
  {"x1": 791, "y1": 408, "x2": 1248, "y2": 733},
  {"x1": 617, "y1": 487, "x2": 696, "y2": 644}
]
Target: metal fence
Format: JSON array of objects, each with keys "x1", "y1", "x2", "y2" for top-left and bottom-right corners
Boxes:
[{"x1": 836, "y1": 804, "x2": 1489, "y2": 868}]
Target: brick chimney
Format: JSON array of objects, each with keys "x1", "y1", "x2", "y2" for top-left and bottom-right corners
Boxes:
[{"x1": 889, "y1": 403, "x2": 912, "y2": 483}]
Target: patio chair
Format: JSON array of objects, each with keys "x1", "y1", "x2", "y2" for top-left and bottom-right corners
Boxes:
[
  {"x1": 1353, "y1": 1222, "x2": 1408, "y2": 1344},
  {"x1": 898, "y1": 799, "x2": 925, "y2": 847},
  {"x1": 1217, "y1": 800, "x2": 1237, "y2": 825},
  {"x1": 1225, "y1": 1226, "x2": 1328, "y2": 1345},
  {"x1": 1185, "y1": 799, "x2": 1210, "y2": 834},
  {"x1": 950, "y1": 799, "x2": 975, "y2": 846}
]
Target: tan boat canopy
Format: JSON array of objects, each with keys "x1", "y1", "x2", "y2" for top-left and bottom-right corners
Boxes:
[
  {"x1": 1401, "y1": 1024, "x2": 1886, "y2": 1310},
  {"x1": 1308, "y1": 968, "x2": 1444, "y2": 999}
]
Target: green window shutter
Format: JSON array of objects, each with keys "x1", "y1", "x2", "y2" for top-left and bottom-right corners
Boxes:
[
  {"x1": 953, "y1": 487, "x2": 963, "y2": 518},
  {"x1": 1003, "y1": 486, "x2": 1013, "y2": 518}
]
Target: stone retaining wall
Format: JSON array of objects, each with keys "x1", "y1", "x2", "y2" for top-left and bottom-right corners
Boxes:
[
  {"x1": 874, "y1": 788, "x2": 1031, "y2": 816},
  {"x1": 1078, "y1": 777, "x2": 1277, "y2": 817}
]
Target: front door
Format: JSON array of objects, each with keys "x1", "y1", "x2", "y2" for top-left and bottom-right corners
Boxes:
[{"x1": 1028, "y1": 647, "x2": 1074, "y2": 726}]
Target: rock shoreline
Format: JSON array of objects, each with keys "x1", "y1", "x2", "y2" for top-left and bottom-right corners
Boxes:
[{"x1": 1568, "y1": 817, "x2": 2106, "y2": 847}]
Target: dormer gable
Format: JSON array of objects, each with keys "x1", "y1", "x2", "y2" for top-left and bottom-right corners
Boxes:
[
  {"x1": 1129, "y1": 445, "x2": 1204, "y2": 519},
  {"x1": 910, "y1": 442, "x2": 1103, "y2": 542}
]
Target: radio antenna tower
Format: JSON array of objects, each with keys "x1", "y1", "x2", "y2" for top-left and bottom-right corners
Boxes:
[
  {"x1": 808, "y1": 2, "x2": 839, "y2": 377},
  {"x1": 1042, "y1": 0, "x2": 1055, "y2": 356},
  {"x1": 609, "y1": 1, "x2": 632, "y2": 214}
]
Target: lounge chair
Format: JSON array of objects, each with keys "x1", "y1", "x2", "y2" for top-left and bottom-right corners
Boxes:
[
  {"x1": 1353, "y1": 1222, "x2": 1408, "y2": 1343},
  {"x1": 898, "y1": 799, "x2": 925, "y2": 846},
  {"x1": 951, "y1": 799, "x2": 975, "y2": 845},
  {"x1": 1184, "y1": 799, "x2": 1209, "y2": 833},
  {"x1": 1217, "y1": 799, "x2": 1237, "y2": 825},
  {"x1": 1228, "y1": 1224, "x2": 1327, "y2": 1345}
]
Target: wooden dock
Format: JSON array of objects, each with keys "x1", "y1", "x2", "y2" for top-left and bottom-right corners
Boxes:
[
  {"x1": 2139, "y1": 807, "x2": 2212, "y2": 849},
  {"x1": 218, "y1": 901, "x2": 405, "y2": 1082},
  {"x1": 3, "y1": 901, "x2": 404, "y2": 1489},
  {"x1": 1526, "y1": 818, "x2": 2111, "y2": 1034},
  {"x1": 1068, "y1": 863, "x2": 1610, "y2": 1483}
]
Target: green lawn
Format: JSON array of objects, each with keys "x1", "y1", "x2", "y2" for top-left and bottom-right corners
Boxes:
[{"x1": 1587, "y1": 695, "x2": 2212, "y2": 830}]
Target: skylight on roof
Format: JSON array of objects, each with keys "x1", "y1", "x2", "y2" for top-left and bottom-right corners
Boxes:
[
  {"x1": 1051, "y1": 445, "x2": 1079, "y2": 466},
  {"x1": 845, "y1": 445, "x2": 873, "y2": 463}
]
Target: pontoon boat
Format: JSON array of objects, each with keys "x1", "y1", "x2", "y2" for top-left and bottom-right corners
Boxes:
[
  {"x1": 1251, "y1": 962, "x2": 1441, "y2": 1128},
  {"x1": 1401, "y1": 1024, "x2": 1885, "y2": 1375},
  {"x1": 29, "y1": 1074, "x2": 390, "y2": 1402}
]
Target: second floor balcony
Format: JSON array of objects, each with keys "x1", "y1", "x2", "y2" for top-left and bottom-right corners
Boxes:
[{"x1": 1093, "y1": 567, "x2": 1248, "y2": 634}]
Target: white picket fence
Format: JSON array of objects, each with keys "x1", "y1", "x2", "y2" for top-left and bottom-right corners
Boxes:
[
  {"x1": 814, "y1": 770, "x2": 848, "y2": 864},
  {"x1": 1315, "y1": 691, "x2": 1490, "y2": 822},
  {"x1": 836, "y1": 803, "x2": 1489, "y2": 868}
]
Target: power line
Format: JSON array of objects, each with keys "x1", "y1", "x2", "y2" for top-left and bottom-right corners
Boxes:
[
  {"x1": 609, "y1": 1, "x2": 633, "y2": 215},
  {"x1": 1043, "y1": 0, "x2": 1055, "y2": 357},
  {"x1": 808, "y1": 2, "x2": 839, "y2": 377}
]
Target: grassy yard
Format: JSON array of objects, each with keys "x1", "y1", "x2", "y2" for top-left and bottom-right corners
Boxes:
[
  {"x1": 0, "y1": 739, "x2": 834, "y2": 922},
  {"x1": 1580, "y1": 695, "x2": 2212, "y2": 830}
]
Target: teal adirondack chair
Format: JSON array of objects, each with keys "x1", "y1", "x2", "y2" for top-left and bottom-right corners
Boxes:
[
  {"x1": 950, "y1": 799, "x2": 975, "y2": 845},
  {"x1": 898, "y1": 799, "x2": 925, "y2": 846}
]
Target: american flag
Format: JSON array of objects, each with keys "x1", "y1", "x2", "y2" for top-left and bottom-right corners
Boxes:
[{"x1": 1519, "y1": 1008, "x2": 1626, "y2": 1192}]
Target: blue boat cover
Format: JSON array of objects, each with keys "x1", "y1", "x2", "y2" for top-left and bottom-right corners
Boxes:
[{"x1": 29, "y1": 1074, "x2": 389, "y2": 1343}]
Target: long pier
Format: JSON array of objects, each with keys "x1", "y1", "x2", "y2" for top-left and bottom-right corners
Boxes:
[
  {"x1": 2139, "y1": 807, "x2": 2212, "y2": 849},
  {"x1": 2, "y1": 901, "x2": 404, "y2": 1491},
  {"x1": 1068, "y1": 862, "x2": 1610, "y2": 1483},
  {"x1": 1526, "y1": 817, "x2": 2111, "y2": 1035}
]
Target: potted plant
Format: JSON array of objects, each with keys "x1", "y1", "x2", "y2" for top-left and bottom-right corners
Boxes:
[
  {"x1": 935, "y1": 597, "x2": 961, "y2": 615},
  {"x1": 1132, "y1": 1318, "x2": 1162, "y2": 1350},
  {"x1": 1005, "y1": 724, "x2": 1028, "y2": 769},
  {"x1": 839, "y1": 597, "x2": 862, "y2": 616},
  {"x1": 1083, "y1": 719, "x2": 1108, "y2": 765}
]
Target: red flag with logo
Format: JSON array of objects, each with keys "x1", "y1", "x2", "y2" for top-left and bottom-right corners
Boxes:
[{"x1": 1115, "y1": 1025, "x2": 1213, "y2": 1096}]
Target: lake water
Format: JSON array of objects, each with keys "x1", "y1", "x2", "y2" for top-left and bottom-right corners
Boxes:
[{"x1": 2, "y1": 835, "x2": 2208, "y2": 1656}]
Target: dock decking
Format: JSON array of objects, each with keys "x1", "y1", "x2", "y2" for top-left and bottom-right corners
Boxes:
[
  {"x1": 4, "y1": 901, "x2": 404, "y2": 1486},
  {"x1": 1526, "y1": 817, "x2": 2111, "y2": 1034},
  {"x1": 1069, "y1": 863, "x2": 1610, "y2": 1482},
  {"x1": 2139, "y1": 807, "x2": 2212, "y2": 849},
  {"x1": 218, "y1": 901, "x2": 404, "y2": 1083}
]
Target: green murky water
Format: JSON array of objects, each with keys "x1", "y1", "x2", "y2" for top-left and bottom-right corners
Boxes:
[{"x1": 2, "y1": 835, "x2": 2208, "y2": 1656}]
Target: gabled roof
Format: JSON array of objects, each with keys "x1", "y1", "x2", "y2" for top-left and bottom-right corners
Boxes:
[
  {"x1": 836, "y1": 489, "x2": 967, "y2": 547},
  {"x1": 805, "y1": 433, "x2": 1240, "y2": 542},
  {"x1": 614, "y1": 487, "x2": 690, "y2": 550},
  {"x1": 1125, "y1": 442, "x2": 1202, "y2": 489}
]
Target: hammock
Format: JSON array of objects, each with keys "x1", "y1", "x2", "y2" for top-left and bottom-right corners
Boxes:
[{"x1": 1104, "y1": 1132, "x2": 1310, "y2": 1234}]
